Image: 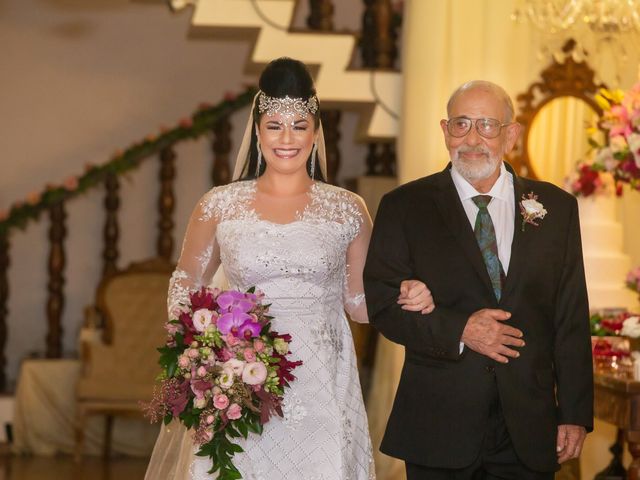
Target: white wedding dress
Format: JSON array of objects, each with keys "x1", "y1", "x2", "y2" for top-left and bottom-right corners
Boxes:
[{"x1": 145, "y1": 180, "x2": 375, "y2": 480}]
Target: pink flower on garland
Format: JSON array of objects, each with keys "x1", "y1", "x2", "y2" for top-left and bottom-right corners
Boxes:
[
  {"x1": 179, "y1": 117, "x2": 193, "y2": 129},
  {"x1": 63, "y1": 176, "x2": 79, "y2": 191}
]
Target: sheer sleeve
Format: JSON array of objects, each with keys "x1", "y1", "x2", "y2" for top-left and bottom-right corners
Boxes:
[
  {"x1": 343, "y1": 194, "x2": 373, "y2": 324},
  {"x1": 167, "y1": 192, "x2": 221, "y2": 316}
]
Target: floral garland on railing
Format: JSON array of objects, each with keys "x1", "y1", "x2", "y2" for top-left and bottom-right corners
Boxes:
[
  {"x1": 567, "y1": 81, "x2": 640, "y2": 197},
  {"x1": 0, "y1": 86, "x2": 258, "y2": 236}
]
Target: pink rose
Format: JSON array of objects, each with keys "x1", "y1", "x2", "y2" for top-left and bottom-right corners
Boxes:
[
  {"x1": 178, "y1": 355, "x2": 190, "y2": 369},
  {"x1": 218, "y1": 348, "x2": 233, "y2": 362},
  {"x1": 206, "y1": 414, "x2": 215, "y2": 425},
  {"x1": 188, "y1": 348, "x2": 199, "y2": 359},
  {"x1": 227, "y1": 403, "x2": 242, "y2": 420},
  {"x1": 242, "y1": 361, "x2": 268, "y2": 385},
  {"x1": 243, "y1": 348, "x2": 256, "y2": 362},
  {"x1": 197, "y1": 366, "x2": 207, "y2": 378},
  {"x1": 225, "y1": 333, "x2": 240, "y2": 347},
  {"x1": 253, "y1": 339, "x2": 265, "y2": 352},
  {"x1": 194, "y1": 397, "x2": 207, "y2": 409},
  {"x1": 165, "y1": 322, "x2": 182, "y2": 335},
  {"x1": 213, "y1": 394, "x2": 229, "y2": 410}
]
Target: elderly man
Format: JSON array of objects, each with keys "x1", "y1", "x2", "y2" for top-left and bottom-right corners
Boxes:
[{"x1": 364, "y1": 80, "x2": 593, "y2": 479}]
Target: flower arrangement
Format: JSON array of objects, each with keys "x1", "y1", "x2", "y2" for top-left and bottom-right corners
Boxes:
[
  {"x1": 0, "y1": 87, "x2": 257, "y2": 236},
  {"x1": 589, "y1": 311, "x2": 633, "y2": 336},
  {"x1": 567, "y1": 81, "x2": 640, "y2": 197},
  {"x1": 144, "y1": 286, "x2": 301, "y2": 479}
]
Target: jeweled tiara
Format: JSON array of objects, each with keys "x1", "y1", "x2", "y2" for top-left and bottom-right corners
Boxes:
[{"x1": 257, "y1": 91, "x2": 319, "y2": 118}]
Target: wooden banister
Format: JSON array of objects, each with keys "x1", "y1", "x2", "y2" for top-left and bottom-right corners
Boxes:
[
  {"x1": 103, "y1": 172, "x2": 120, "y2": 277},
  {"x1": 157, "y1": 147, "x2": 176, "y2": 261},
  {"x1": 212, "y1": 116, "x2": 232, "y2": 186},
  {"x1": 46, "y1": 202, "x2": 66, "y2": 358}
]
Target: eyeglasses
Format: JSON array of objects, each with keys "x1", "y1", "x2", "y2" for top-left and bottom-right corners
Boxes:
[{"x1": 445, "y1": 117, "x2": 511, "y2": 139}]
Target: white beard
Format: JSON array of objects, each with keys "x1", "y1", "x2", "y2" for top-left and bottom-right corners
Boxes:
[{"x1": 451, "y1": 145, "x2": 501, "y2": 183}]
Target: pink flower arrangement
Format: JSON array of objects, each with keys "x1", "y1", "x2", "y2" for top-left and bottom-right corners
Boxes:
[
  {"x1": 143, "y1": 286, "x2": 301, "y2": 479},
  {"x1": 568, "y1": 81, "x2": 640, "y2": 197}
]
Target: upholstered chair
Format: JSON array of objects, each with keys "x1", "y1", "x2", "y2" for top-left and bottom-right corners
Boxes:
[{"x1": 74, "y1": 257, "x2": 173, "y2": 460}]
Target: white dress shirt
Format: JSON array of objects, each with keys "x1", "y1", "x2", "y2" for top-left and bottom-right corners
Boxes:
[{"x1": 450, "y1": 162, "x2": 515, "y2": 273}]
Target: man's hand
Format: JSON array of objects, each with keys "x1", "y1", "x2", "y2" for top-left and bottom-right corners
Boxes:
[
  {"x1": 398, "y1": 280, "x2": 434, "y2": 314},
  {"x1": 460, "y1": 309, "x2": 524, "y2": 363},
  {"x1": 556, "y1": 424, "x2": 586, "y2": 463}
]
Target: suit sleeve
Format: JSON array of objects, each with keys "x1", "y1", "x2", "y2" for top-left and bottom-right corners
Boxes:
[
  {"x1": 363, "y1": 191, "x2": 469, "y2": 360},
  {"x1": 553, "y1": 197, "x2": 594, "y2": 430}
]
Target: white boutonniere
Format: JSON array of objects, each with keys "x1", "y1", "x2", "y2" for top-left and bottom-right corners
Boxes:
[{"x1": 519, "y1": 192, "x2": 547, "y2": 231}]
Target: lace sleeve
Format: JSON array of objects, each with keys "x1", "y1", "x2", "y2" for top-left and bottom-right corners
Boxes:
[
  {"x1": 167, "y1": 190, "x2": 221, "y2": 316},
  {"x1": 343, "y1": 194, "x2": 373, "y2": 324}
]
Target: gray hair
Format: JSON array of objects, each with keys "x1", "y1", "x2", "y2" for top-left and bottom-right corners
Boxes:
[{"x1": 446, "y1": 80, "x2": 515, "y2": 122}]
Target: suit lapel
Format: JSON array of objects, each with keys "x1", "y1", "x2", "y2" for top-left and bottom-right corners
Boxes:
[
  {"x1": 433, "y1": 165, "x2": 496, "y2": 301},
  {"x1": 502, "y1": 164, "x2": 530, "y2": 300}
]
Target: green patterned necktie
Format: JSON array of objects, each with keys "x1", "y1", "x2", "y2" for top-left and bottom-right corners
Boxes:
[{"x1": 472, "y1": 195, "x2": 505, "y2": 301}]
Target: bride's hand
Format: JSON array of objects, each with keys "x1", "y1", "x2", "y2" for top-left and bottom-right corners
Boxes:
[{"x1": 398, "y1": 280, "x2": 435, "y2": 314}]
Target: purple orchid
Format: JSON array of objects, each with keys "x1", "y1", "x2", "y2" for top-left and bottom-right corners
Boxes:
[
  {"x1": 217, "y1": 291, "x2": 261, "y2": 337},
  {"x1": 217, "y1": 309, "x2": 253, "y2": 335},
  {"x1": 217, "y1": 290, "x2": 256, "y2": 313},
  {"x1": 238, "y1": 320, "x2": 262, "y2": 339}
]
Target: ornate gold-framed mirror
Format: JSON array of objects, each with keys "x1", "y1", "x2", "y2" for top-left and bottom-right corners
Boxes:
[{"x1": 509, "y1": 40, "x2": 606, "y2": 185}]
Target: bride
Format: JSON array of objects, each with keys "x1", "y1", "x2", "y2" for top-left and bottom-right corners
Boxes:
[{"x1": 145, "y1": 57, "x2": 433, "y2": 479}]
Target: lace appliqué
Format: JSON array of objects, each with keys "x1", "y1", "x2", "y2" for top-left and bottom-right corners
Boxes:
[
  {"x1": 281, "y1": 391, "x2": 307, "y2": 430},
  {"x1": 198, "y1": 181, "x2": 258, "y2": 223},
  {"x1": 344, "y1": 292, "x2": 365, "y2": 308},
  {"x1": 304, "y1": 183, "x2": 364, "y2": 242},
  {"x1": 195, "y1": 244, "x2": 213, "y2": 274},
  {"x1": 167, "y1": 269, "x2": 190, "y2": 314}
]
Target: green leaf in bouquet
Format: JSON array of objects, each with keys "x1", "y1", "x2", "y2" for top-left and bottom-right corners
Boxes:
[
  {"x1": 163, "y1": 413, "x2": 173, "y2": 426},
  {"x1": 247, "y1": 286, "x2": 256, "y2": 293},
  {"x1": 226, "y1": 424, "x2": 241, "y2": 438},
  {"x1": 236, "y1": 420, "x2": 249, "y2": 439}
]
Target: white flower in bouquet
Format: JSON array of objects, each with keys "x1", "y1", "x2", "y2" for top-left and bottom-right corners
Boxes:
[
  {"x1": 192, "y1": 308, "x2": 214, "y2": 332},
  {"x1": 223, "y1": 358, "x2": 246, "y2": 376},
  {"x1": 621, "y1": 316, "x2": 640, "y2": 338}
]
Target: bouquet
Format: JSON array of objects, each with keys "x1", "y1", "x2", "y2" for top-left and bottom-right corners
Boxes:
[
  {"x1": 567, "y1": 80, "x2": 640, "y2": 197},
  {"x1": 144, "y1": 286, "x2": 302, "y2": 479}
]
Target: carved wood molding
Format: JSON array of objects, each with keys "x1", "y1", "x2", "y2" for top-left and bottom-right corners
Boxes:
[
  {"x1": 510, "y1": 39, "x2": 605, "y2": 178},
  {"x1": 307, "y1": 0, "x2": 334, "y2": 32}
]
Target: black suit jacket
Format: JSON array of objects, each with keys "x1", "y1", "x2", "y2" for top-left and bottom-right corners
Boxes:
[{"x1": 363, "y1": 163, "x2": 593, "y2": 473}]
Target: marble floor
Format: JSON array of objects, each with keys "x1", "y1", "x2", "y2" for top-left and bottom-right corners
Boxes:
[{"x1": 0, "y1": 454, "x2": 149, "y2": 480}]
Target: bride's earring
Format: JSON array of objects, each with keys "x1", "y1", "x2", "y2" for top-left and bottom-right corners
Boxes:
[
  {"x1": 255, "y1": 142, "x2": 262, "y2": 177},
  {"x1": 310, "y1": 143, "x2": 317, "y2": 179}
]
